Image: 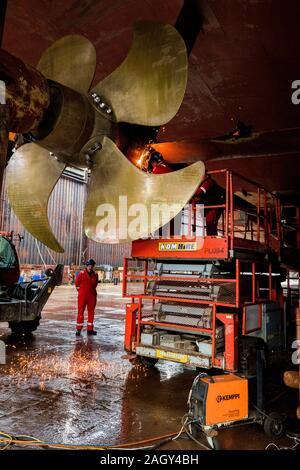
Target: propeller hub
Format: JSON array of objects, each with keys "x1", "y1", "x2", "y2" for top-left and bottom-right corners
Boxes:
[
  {"x1": 0, "y1": 48, "x2": 50, "y2": 133},
  {"x1": 29, "y1": 82, "x2": 117, "y2": 167}
]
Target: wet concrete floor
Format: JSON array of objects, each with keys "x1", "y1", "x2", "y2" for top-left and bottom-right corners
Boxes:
[{"x1": 0, "y1": 284, "x2": 298, "y2": 450}]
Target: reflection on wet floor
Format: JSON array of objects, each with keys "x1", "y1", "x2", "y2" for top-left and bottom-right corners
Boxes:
[{"x1": 0, "y1": 284, "x2": 298, "y2": 450}]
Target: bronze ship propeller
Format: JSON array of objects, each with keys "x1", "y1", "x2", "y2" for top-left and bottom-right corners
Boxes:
[{"x1": 0, "y1": 21, "x2": 205, "y2": 252}]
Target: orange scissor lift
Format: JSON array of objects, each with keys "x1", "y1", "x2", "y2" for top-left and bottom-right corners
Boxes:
[{"x1": 123, "y1": 169, "x2": 299, "y2": 373}]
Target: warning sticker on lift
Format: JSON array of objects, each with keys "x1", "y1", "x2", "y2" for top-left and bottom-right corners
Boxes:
[
  {"x1": 158, "y1": 242, "x2": 197, "y2": 251},
  {"x1": 156, "y1": 349, "x2": 188, "y2": 363}
]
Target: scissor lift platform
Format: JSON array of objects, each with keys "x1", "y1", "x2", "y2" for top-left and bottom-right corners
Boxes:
[{"x1": 123, "y1": 169, "x2": 299, "y2": 372}]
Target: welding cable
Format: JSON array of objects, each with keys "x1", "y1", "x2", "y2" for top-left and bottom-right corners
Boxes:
[
  {"x1": 105, "y1": 431, "x2": 178, "y2": 449},
  {"x1": 287, "y1": 432, "x2": 300, "y2": 440},
  {"x1": 187, "y1": 373, "x2": 207, "y2": 408},
  {"x1": 124, "y1": 438, "x2": 176, "y2": 451},
  {"x1": 0, "y1": 439, "x2": 165, "y2": 451},
  {"x1": 182, "y1": 373, "x2": 213, "y2": 450},
  {"x1": 13, "y1": 434, "x2": 42, "y2": 441},
  {"x1": 172, "y1": 413, "x2": 190, "y2": 441},
  {"x1": 265, "y1": 436, "x2": 300, "y2": 451},
  {"x1": 11, "y1": 434, "x2": 43, "y2": 444},
  {"x1": 0, "y1": 432, "x2": 13, "y2": 451},
  {"x1": 0, "y1": 434, "x2": 107, "y2": 450},
  {"x1": 0, "y1": 431, "x2": 181, "y2": 451},
  {"x1": 0, "y1": 438, "x2": 171, "y2": 452},
  {"x1": 286, "y1": 433, "x2": 300, "y2": 448},
  {"x1": 111, "y1": 440, "x2": 173, "y2": 451},
  {"x1": 265, "y1": 443, "x2": 291, "y2": 450},
  {"x1": 0, "y1": 431, "x2": 45, "y2": 450},
  {"x1": 172, "y1": 413, "x2": 212, "y2": 451},
  {"x1": 0, "y1": 438, "x2": 106, "y2": 450},
  {"x1": 105, "y1": 436, "x2": 176, "y2": 451},
  {"x1": 265, "y1": 430, "x2": 300, "y2": 450},
  {"x1": 182, "y1": 423, "x2": 212, "y2": 451}
]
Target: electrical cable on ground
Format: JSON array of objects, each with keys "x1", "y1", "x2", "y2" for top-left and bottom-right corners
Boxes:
[
  {"x1": 0, "y1": 420, "x2": 214, "y2": 451},
  {"x1": 265, "y1": 433, "x2": 300, "y2": 450},
  {"x1": 0, "y1": 430, "x2": 181, "y2": 451},
  {"x1": 172, "y1": 413, "x2": 189, "y2": 441},
  {"x1": 0, "y1": 431, "x2": 13, "y2": 451},
  {"x1": 182, "y1": 420, "x2": 212, "y2": 451}
]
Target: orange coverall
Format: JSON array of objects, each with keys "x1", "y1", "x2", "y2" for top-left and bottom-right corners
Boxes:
[{"x1": 75, "y1": 269, "x2": 98, "y2": 331}]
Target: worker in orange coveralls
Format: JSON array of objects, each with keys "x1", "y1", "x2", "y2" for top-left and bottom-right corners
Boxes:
[
  {"x1": 75, "y1": 259, "x2": 98, "y2": 336},
  {"x1": 191, "y1": 173, "x2": 225, "y2": 236}
]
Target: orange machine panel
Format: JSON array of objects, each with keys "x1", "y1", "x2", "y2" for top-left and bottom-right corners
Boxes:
[
  {"x1": 132, "y1": 236, "x2": 228, "y2": 259},
  {"x1": 203, "y1": 374, "x2": 248, "y2": 426}
]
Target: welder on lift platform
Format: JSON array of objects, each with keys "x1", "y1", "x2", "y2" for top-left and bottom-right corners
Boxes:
[
  {"x1": 191, "y1": 173, "x2": 225, "y2": 236},
  {"x1": 148, "y1": 152, "x2": 224, "y2": 235},
  {"x1": 148, "y1": 151, "x2": 173, "y2": 174},
  {"x1": 75, "y1": 259, "x2": 98, "y2": 336}
]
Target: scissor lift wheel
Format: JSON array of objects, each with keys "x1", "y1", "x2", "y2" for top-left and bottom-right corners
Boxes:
[{"x1": 263, "y1": 412, "x2": 286, "y2": 438}]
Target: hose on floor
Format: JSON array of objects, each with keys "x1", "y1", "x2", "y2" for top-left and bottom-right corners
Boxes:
[
  {"x1": 0, "y1": 411, "x2": 213, "y2": 451},
  {"x1": 0, "y1": 430, "x2": 179, "y2": 451},
  {"x1": 265, "y1": 433, "x2": 300, "y2": 450}
]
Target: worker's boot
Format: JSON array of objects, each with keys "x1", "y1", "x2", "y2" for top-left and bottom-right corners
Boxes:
[
  {"x1": 75, "y1": 330, "x2": 82, "y2": 336},
  {"x1": 87, "y1": 330, "x2": 97, "y2": 336}
]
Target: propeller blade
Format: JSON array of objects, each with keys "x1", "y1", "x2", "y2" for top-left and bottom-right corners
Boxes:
[
  {"x1": 6, "y1": 143, "x2": 65, "y2": 252},
  {"x1": 37, "y1": 35, "x2": 96, "y2": 94},
  {"x1": 84, "y1": 137, "x2": 205, "y2": 243},
  {"x1": 92, "y1": 21, "x2": 188, "y2": 126}
]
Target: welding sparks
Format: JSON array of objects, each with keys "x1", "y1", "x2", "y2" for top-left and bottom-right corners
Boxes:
[{"x1": 2, "y1": 344, "x2": 130, "y2": 391}]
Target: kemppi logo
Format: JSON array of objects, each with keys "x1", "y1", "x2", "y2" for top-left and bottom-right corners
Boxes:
[{"x1": 216, "y1": 393, "x2": 240, "y2": 403}]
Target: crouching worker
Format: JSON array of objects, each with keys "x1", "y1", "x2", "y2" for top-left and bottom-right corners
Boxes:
[{"x1": 75, "y1": 259, "x2": 98, "y2": 336}]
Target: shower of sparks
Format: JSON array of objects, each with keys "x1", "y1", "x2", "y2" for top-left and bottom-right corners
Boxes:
[{"x1": 2, "y1": 345, "x2": 131, "y2": 391}]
